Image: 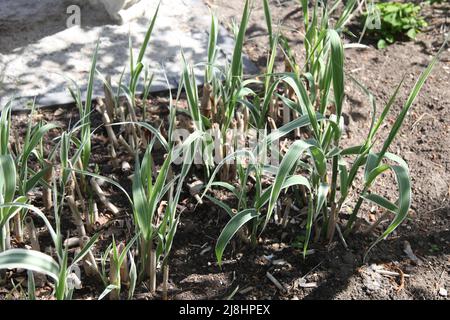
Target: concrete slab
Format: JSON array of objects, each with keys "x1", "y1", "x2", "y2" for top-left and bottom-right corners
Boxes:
[{"x1": 0, "y1": 0, "x2": 257, "y2": 110}]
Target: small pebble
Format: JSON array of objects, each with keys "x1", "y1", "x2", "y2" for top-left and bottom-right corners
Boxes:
[{"x1": 439, "y1": 288, "x2": 447, "y2": 297}]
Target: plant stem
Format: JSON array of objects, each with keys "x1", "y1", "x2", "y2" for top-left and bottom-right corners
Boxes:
[
  {"x1": 109, "y1": 255, "x2": 120, "y2": 300},
  {"x1": 149, "y1": 243, "x2": 156, "y2": 293},
  {"x1": 344, "y1": 188, "x2": 367, "y2": 236},
  {"x1": 4, "y1": 223, "x2": 10, "y2": 250},
  {"x1": 0, "y1": 225, "x2": 6, "y2": 253},
  {"x1": 162, "y1": 264, "x2": 169, "y2": 300},
  {"x1": 326, "y1": 155, "x2": 339, "y2": 241},
  {"x1": 81, "y1": 235, "x2": 99, "y2": 277}
]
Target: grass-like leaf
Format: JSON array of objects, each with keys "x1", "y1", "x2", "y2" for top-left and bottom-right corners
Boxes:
[{"x1": 216, "y1": 209, "x2": 259, "y2": 266}]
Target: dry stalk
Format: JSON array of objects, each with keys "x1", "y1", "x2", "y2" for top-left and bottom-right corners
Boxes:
[
  {"x1": 96, "y1": 97, "x2": 118, "y2": 147},
  {"x1": 281, "y1": 197, "x2": 293, "y2": 228},
  {"x1": 211, "y1": 96, "x2": 218, "y2": 123},
  {"x1": 188, "y1": 181, "x2": 204, "y2": 204},
  {"x1": 25, "y1": 217, "x2": 40, "y2": 252},
  {"x1": 200, "y1": 83, "x2": 213, "y2": 119},
  {"x1": 107, "y1": 144, "x2": 120, "y2": 168},
  {"x1": 266, "y1": 272, "x2": 286, "y2": 292},
  {"x1": 91, "y1": 201, "x2": 99, "y2": 226},
  {"x1": 153, "y1": 202, "x2": 167, "y2": 229},
  {"x1": 13, "y1": 214, "x2": 23, "y2": 243},
  {"x1": 90, "y1": 178, "x2": 120, "y2": 215},
  {"x1": 66, "y1": 195, "x2": 86, "y2": 237},
  {"x1": 212, "y1": 123, "x2": 222, "y2": 163},
  {"x1": 242, "y1": 106, "x2": 249, "y2": 132},
  {"x1": 80, "y1": 235, "x2": 99, "y2": 277},
  {"x1": 63, "y1": 237, "x2": 80, "y2": 248},
  {"x1": 269, "y1": 96, "x2": 277, "y2": 120},
  {"x1": 236, "y1": 111, "x2": 246, "y2": 151},
  {"x1": 119, "y1": 106, "x2": 127, "y2": 125},
  {"x1": 118, "y1": 135, "x2": 134, "y2": 155},
  {"x1": 67, "y1": 161, "x2": 86, "y2": 210},
  {"x1": 268, "y1": 117, "x2": 277, "y2": 131},
  {"x1": 313, "y1": 223, "x2": 322, "y2": 243},
  {"x1": 293, "y1": 110, "x2": 301, "y2": 138},
  {"x1": 103, "y1": 75, "x2": 116, "y2": 119}
]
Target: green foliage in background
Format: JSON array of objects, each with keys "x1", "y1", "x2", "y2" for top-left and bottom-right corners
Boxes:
[{"x1": 363, "y1": 2, "x2": 428, "y2": 49}]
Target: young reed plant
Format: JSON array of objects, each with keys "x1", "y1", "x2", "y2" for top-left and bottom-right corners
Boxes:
[
  {"x1": 181, "y1": 0, "x2": 253, "y2": 182},
  {"x1": 132, "y1": 124, "x2": 202, "y2": 292},
  {"x1": 0, "y1": 174, "x2": 100, "y2": 299},
  {"x1": 98, "y1": 234, "x2": 138, "y2": 300},
  {"x1": 202, "y1": 2, "x2": 447, "y2": 264},
  {"x1": 67, "y1": 43, "x2": 99, "y2": 173}
]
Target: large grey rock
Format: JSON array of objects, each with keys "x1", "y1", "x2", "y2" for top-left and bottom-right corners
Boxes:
[{"x1": 0, "y1": 0, "x2": 257, "y2": 110}]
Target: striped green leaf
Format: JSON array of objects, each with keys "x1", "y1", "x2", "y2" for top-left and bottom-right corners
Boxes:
[
  {"x1": 216, "y1": 209, "x2": 259, "y2": 266},
  {"x1": 0, "y1": 249, "x2": 60, "y2": 281}
]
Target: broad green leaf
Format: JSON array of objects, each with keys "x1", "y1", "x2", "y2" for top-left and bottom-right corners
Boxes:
[
  {"x1": 128, "y1": 251, "x2": 137, "y2": 300},
  {"x1": 262, "y1": 113, "x2": 325, "y2": 147},
  {"x1": 362, "y1": 193, "x2": 399, "y2": 213},
  {"x1": 0, "y1": 154, "x2": 16, "y2": 205},
  {"x1": 0, "y1": 249, "x2": 60, "y2": 281},
  {"x1": 315, "y1": 182, "x2": 329, "y2": 219},
  {"x1": 365, "y1": 165, "x2": 411, "y2": 259},
  {"x1": 25, "y1": 167, "x2": 51, "y2": 194},
  {"x1": 98, "y1": 284, "x2": 120, "y2": 301},
  {"x1": 328, "y1": 29, "x2": 344, "y2": 119},
  {"x1": 132, "y1": 158, "x2": 151, "y2": 239},
  {"x1": 216, "y1": 209, "x2": 258, "y2": 266},
  {"x1": 0, "y1": 202, "x2": 57, "y2": 246},
  {"x1": 265, "y1": 140, "x2": 313, "y2": 230},
  {"x1": 255, "y1": 174, "x2": 311, "y2": 210},
  {"x1": 20, "y1": 124, "x2": 58, "y2": 164}
]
